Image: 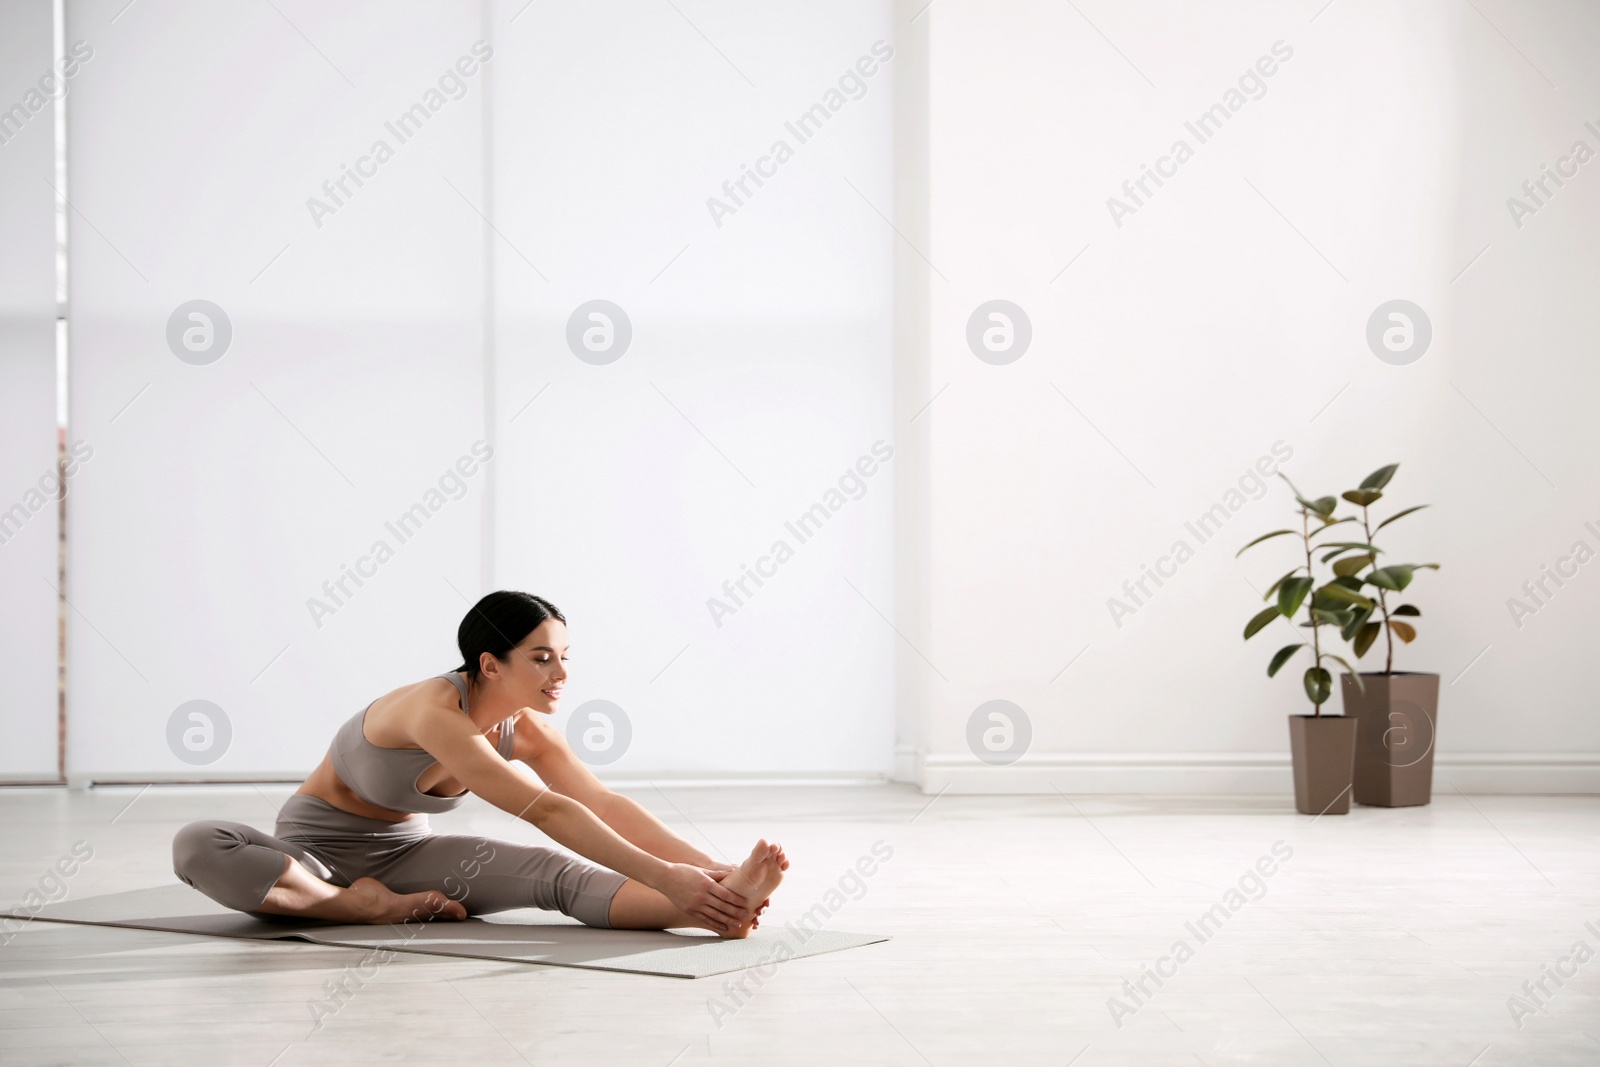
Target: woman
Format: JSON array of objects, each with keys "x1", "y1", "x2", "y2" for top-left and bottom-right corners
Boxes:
[{"x1": 172, "y1": 591, "x2": 786, "y2": 935}]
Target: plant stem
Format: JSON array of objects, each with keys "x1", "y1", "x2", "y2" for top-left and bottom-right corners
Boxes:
[
  {"x1": 1302, "y1": 504, "x2": 1323, "y2": 717},
  {"x1": 1360, "y1": 504, "x2": 1394, "y2": 675}
]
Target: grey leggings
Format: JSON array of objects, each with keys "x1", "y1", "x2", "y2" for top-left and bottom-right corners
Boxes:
[{"x1": 171, "y1": 794, "x2": 628, "y2": 928}]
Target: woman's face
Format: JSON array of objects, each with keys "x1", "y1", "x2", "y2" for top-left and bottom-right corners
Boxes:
[{"x1": 490, "y1": 618, "x2": 568, "y2": 714}]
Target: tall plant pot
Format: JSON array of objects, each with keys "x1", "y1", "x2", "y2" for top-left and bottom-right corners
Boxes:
[
  {"x1": 1288, "y1": 714, "x2": 1358, "y2": 815},
  {"x1": 1339, "y1": 672, "x2": 1440, "y2": 807}
]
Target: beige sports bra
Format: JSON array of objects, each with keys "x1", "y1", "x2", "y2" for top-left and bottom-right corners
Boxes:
[{"x1": 328, "y1": 672, "x2": 514, "y2": 814}]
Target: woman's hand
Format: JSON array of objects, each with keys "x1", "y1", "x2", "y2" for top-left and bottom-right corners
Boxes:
[
  {"x1": 660, "y1": 863, "x2": 752, "y2": 932},
  {"x1": 707, "y1": 867, "x2": 771, "y2": 927}
]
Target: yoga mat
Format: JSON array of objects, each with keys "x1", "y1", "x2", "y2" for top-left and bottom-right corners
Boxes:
[{"x1": 0, "y1": 884, "x2": 889, "y2": 979}]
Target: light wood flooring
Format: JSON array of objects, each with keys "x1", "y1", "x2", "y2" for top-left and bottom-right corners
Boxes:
[{"x1": 2, "y1": 784, "x2": 1597, "y2": 1065}]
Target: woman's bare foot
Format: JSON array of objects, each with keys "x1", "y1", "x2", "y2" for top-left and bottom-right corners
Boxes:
[
  {"x1": 256, "y1": 857, "x2": 468, "y2": 924},
  {"x1": 747, "y1": 843, "x2": 789, "y2": 929},
  {"x1": 714, "y1": 840, "x2": 786, "y2": 939},
  {"x1": 346, "y1": 877, "x2": 467, "y2": 924}
]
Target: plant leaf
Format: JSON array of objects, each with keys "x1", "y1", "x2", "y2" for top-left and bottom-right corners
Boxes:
[
  {"x1": 1342, "y1": 489, "x2": 1383, "y2": 506},
  {"x1": 1318, "y1": 583, "x2": 1375, "y2": 610},
  {"x1": 1309, "y1": 607, "x2": 1356, "y2": 628},
  {"x1": 1303, "y1": 666, "x2": 1333, "y2": 705},
  {"x1": 1325, "y1": 655, "x2": 1366, "y2": 692},
  {"x1": 1373, "y1": 504, "x2": 1429, "y2": 533},
  {"x1": 1236, "y1": 530, "x2": 1298, "y2": 557},
  {"x1": 1316, "y1": 541, "x2": 1382, "y2": 554},
  {"x1": 1391, "y1": 603, "x2": 1421, "y2": 616},
  {"x1": 1278, "y1": 576, "x2": 1314, "y2": 619},
  {"x1": 1353, "y1": 621, "x2": 1382, "y2": 657},
  {"x1": 1360, "y1": 464, "x2": 1399, "y2": 490},
  {"x1": 1341, "y1": 605, "x2": 1373, "y2": 641},
  {"x1": 1310, "y1": 585, "x2": 1350, "y2": 610},
  {"x1": 1366, "y1": 565, "x2": 1415, "y2": 591},
  {"x1": 1333, "y1": 553, "x2": 1375, "y2": 578},
  {"x1": 1268, "y1": 643, "x2": 1306, "y2": 677},
  {"x1": 1282, "y1": 473, "x2": 1336, "y2": 518},
  {"x1": 1389, "y1": 620, "x2": 1418, "y2": 643},
  {"x1": 1305, "y1": 518, "x2": 1356, "y2": 543},
  {"x1": 1244, "y1": 606, "x2": 1281, "y2": 640},
  {"x1": 1262, "y1": 568, "x2": 1302, "y2": 603}
]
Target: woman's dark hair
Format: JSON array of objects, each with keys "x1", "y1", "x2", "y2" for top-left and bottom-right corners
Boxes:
[{"x1": 454, "y1": 591, "x2": 565, "y2": 679}]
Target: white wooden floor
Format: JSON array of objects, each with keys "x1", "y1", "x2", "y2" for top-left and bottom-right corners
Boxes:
[{"x1": 1, "y1": 783, "x2": 1597, "y2": 1066}]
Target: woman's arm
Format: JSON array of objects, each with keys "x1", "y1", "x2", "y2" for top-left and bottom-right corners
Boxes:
[
  {"x1": 592, "y1": 793, "x2": 722, "y2": 868},
  {"x1": 514, "y1": 714, "x2": 721, "y2": 867},
  {"x1": 407, "y1": 703, "x2": 751, "y2": 930}
]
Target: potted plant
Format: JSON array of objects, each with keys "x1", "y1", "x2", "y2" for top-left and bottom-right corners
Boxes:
[
  {"x1": 1325, "y1": 464, "x2": 1440, "y2": 806},
  {"x1": 1238, "y1": 476, "x2": 1366, "y2": 815}
]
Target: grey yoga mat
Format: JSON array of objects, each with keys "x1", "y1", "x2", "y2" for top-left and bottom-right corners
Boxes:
[{"x1": 0, "y1": 883, "x2": 889, "y2": 979}]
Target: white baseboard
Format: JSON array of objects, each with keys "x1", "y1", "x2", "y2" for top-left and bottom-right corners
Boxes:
[
  {"x1": 914, "y1": 752, "x2": 1600, "y2": 795},
  {"x1": 0, "y1": 774, "x2": 64, "y2": 786},
  {"x1": 892, "y1": 744, "x2": 918, "y2": 784},
  {"x1": 601, "y1": 773, "x2": 892, "y2": 788},
  {"x1": 64, "y1": 772, "x2": 306, "y2": 791},
  {"x1": 58, "y1": 770, "x2": 896, "y2": 791},
  {"x1": 1425, "y1": 754, "x2": 1600, "y2": 794},
  {"x1": 42, "y1": 754, "x2": 1600, "y2": 795}
]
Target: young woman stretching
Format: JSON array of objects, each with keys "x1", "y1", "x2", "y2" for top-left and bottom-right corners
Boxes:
[{"x1": 172, "y1": 591, "x2": 787, "y2": 935}]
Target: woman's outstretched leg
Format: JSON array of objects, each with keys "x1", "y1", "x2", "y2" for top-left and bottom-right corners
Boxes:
[{"x1": 609, "y1": 840, "x2": 787, "y2": 938}]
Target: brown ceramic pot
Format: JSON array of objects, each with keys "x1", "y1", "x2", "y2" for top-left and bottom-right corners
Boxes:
[
  {"x1": 1288, "y1": 714, "x2": 1358, "y2": 815},
  {"x1": 1339, "y1": 671, "x2": 1440, "y2": 807}
]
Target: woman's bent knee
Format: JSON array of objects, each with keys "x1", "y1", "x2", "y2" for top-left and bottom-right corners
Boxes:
[
  {"x1": 171, "y1": 820, "x2": 288, "y2": 913},
  {"x1": 171, "y1": 820, "x2": 239, "y2": 881}
]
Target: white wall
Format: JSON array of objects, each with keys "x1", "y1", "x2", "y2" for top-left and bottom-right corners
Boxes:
[
  {"x1": 24, "y1": 0, "x2": 1598, "y2": 787},
  {"x1": 0, "y1": 0, "x2": 63, "y2": 781},
  {"x1": 57, "y1": 0, "x2": 896, "y2": 782},
  {"x1": 901, "y1": 0, "x2": 1600, "y2": 793},
  {"x1": 489, "y1": 0, "x2": 896, "y2": 777},
  {"x1": 64, "y1": 0, "x2": 487, "y2": 781}
]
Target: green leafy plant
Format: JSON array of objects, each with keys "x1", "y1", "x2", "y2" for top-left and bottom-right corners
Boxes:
[
  {"x1": 1237, "y1": 475, "x2": 1368, "y2": 716},
  {"x1": 1323, "y1": 463, "x2": 1438, "y2": 673}
]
